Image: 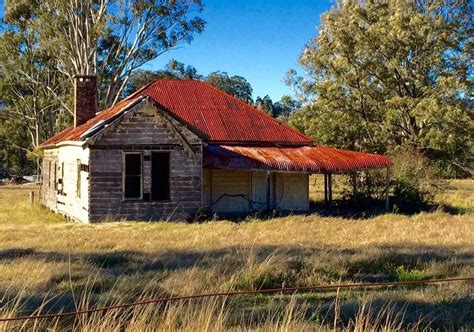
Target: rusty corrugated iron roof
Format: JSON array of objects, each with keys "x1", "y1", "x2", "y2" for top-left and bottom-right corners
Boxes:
[
  {"x1": 40, "y1": 97, "x2": 142, "y2": 147},
  {"x1": 141, "y1": 80, "x2": 312, "y2": 144},
  {"x1": 40, "y1": 79, "x2": 392, "y2": 173},
  {"x1": 40, "y1": 79, "x2": 312, "y2": 147},
  {"x1": 204, "y1": 145, "x2": 392, "y2": 173}
]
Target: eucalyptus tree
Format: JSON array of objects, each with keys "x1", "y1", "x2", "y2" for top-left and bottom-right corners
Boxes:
[
  {"x1": 35, "y1": 0, "x2": 206, "y2": 107},
  {"x1": 0, "y1": 0, "x2": 205, "y2": 173},
  {"x1": 0, "y1": 2, "x2": 70, "y2": 174},
  {"x1": 288, "y1": 0, "x2": 473, "y2": 176}
]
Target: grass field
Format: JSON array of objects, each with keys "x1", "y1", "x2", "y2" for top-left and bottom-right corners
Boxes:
[{"x1": 0, "y1": 179, "x2": 472, "y2": 330}]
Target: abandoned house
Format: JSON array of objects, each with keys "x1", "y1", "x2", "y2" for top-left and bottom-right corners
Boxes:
[{"x1": 39, "y1": 76, "x2": 391, "y2": 222}]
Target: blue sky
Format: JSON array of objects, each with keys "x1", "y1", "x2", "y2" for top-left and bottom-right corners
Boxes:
[
  {"x1": 149, "y1": 0, "x2": 332, "y2": 100},
  {"x1": 0, "y1": 0, "x2": 333, "y2": 100}
]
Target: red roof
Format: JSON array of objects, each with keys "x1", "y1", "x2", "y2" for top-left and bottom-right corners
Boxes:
[
  {"x1": 204, "y1": 145, "x2": 392, "y2": 173},
  {"x1": 41, "y1": 79, "x2": 312, "y2": 147},
  {"x1": 40, "y1": 97, "x2": 141, "y2": 147},
  {"x1": 40, "y1": 79, "x2": 391, "y2": 173}
]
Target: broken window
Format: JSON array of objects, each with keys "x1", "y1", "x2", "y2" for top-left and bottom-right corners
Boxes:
[
  {"x1": 60, "y1": 162, "x2": 64, "y2": 194},
  {"x1": 151, "y1": 152, "x2": 170, "y2": 201},
  {"x1": 124, "y1": 153, "x2": 142, "y2": 199}
]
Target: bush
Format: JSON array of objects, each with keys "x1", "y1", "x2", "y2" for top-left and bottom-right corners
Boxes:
[
  {"x1": 342, "y1": 145, "x2": 439, "y2": 212},
  {"x1": 389, "y1": 145, "x2": 439, "y2": 212}
]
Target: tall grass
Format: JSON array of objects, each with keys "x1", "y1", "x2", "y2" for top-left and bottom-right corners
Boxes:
[
  {"x1": 0, "y1": 284, "x2": 427, "y2": 331},
  {"x1": 0, "y1": 181, "x2": 472, "y2": 330}
]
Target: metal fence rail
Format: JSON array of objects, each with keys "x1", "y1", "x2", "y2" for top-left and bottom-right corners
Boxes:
[{"x1": 0, "y1": 276, "x2": 472, "y2": 323}]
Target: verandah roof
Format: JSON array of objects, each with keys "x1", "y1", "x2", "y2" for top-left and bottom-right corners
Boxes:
[{"x1": 203, "y1": 145, "x2": 392, "y2": 173}]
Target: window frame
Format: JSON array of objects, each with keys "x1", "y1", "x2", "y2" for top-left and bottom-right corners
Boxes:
[{"x1": 122, "y1": 151, "x2": 143, "y2": 201}]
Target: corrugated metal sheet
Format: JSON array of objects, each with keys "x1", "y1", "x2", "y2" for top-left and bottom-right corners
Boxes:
[
  {"x1": 40, "y1": 79, "x2": 392, "y2": 173},
  {"x1": 141, "y1": 80, "x2": 312, "y2": 144},
  {"x1": 40, "y1": 97, "x2": 141, "y2": 147},
  {"x1": 204, "y1": 145, "x2": 392, "y2": 173},
  {"x1": 41, "y1": 79, "x2": 312, "y2": 147}
]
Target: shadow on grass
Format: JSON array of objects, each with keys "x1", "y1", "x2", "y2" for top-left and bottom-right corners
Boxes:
[
  {"x1": 0, "y1": 243, "x2": 472, "y2": 329},
  {"x1": 307, "y1": 198, "x2": 469, "y2": 220},
  {"x1": 204, "y1": 197, "x2": 469, "y2": 222}
]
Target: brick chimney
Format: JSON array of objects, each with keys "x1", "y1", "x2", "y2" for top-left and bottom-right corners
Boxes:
[{"x1": 74, "y1": 75, "x2": 98, "y2": 127}]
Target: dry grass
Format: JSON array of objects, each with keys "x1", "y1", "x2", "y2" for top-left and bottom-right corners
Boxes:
[{"x1": 0, "y1": 180, "x2": 472, "y2": 330}]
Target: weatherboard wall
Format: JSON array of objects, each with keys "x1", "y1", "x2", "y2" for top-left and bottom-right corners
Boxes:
[
  {"x1": 41, "y1": 145, "x2": 90, "y2": 223},
  {"x1": 202, "y1": 169, "x2": 309, "y2": 214},
  {"x1": 88, "y1": 102, "x2": 202, "y2": 221}
]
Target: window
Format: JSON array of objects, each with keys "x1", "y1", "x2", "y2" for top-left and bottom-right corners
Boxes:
[
  {"x1": 60, "y1": 162, "x2": 65, "y2": 194},
  {"x1": 151, "y1": 152, "x2": 170, "y2": 201},
  {"x1": 76, "y1": 159, "x2": 81, "y2": 198},
  {"x1": 124, "y1": 153, "x2": 142, "y2": 199}
]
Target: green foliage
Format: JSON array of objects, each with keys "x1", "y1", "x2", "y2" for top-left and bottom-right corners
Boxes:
[
  {"x1": 389, "y1": 145, "x2": 439, "y2": 211},
  {"x1": 0, "y1": 118, "x2": 36, "y2": 176},
  {"x1": 0, "y1": 0, "x2": 205, "y2": 174},
  {"x1": 127, "y1": 63, "x2": 255, "y2": 105},
  {"x1": 343, "y1": 145, "x2": 436, "y2": 212},
  {"x1": 289, "y1": 0, "x2": 473, "y2": 177},
  {"x1": 273, "y1": 95, "x2": 301, "y2": 120},
  {"x1": 125, "y1": 60, "x2": 203, "y2": 95},
  {"x1": 395, "y1": 266, "x2": 430, "y2": 282},
  {"x1": 0, "y1": 9, "x2": 70, "y2": 175},
  {"x1": 206, "y1": 71, "x2": 253, "y2": 104},
  {"x1": 254, "y1": 95, "x2": 273, "y2": 115},
  {"x1": 342, "y1": 146, "x2": 439, "y2": 212}
]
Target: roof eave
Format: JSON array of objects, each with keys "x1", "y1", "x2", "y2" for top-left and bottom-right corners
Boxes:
[{"x1": 39, "y1": 140, "x2": 87, "y2": 150}]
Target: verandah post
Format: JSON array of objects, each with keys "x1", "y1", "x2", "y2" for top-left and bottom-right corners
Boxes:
[
  {"x1": 328, "y1": 173, "x2": 333, "y2": 208},
  {"x1": 324, "y1": 174, "x2": 328, "y2": 204},
  {"x1": 266, "y1": 171, "x2": 271, "y2": 212}
]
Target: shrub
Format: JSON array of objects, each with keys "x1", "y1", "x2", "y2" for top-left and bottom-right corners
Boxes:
[
  {"x1": 342, "y1": 145, "x2": 439, "y2": 212},
  {"x1": 389, "y1": 145, "x2": 439, "y2": 212}
]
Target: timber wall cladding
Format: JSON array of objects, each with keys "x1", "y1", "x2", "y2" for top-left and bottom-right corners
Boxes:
[
  {"x1": 41, "y1": 149, "x2": 59, "y2": 210},
  {"x1": 275, "y1": 173, "x2": 309, "y2": 211},
  {"x1": 55, "y1": 146, "x2": 90, "y2": 222},
  {"x1": 41, "y1": 146, "x2": 90, "y2": 222},
  {"x1": 89, "y1": 102, "x2": 202, "y2": 221},
  {"x1": 203, "y1": 170, "x2": 309, "y2": 213}
]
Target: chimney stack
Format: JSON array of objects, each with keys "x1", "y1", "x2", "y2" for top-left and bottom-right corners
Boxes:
[{"x1": 74, "y1": 75, "x2": 98, "y2": 127}]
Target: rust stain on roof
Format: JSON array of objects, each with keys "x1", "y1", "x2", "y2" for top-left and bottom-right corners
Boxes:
[
  {"x1": 40, "y1": 79, "x2": 392, "y2": 173},
  {"x1": 41, "y1": 80, "x2": 312, "y2": 147},
  {"x1": 204, "y1": 145, "x2": 392, "y2": 173},
  {"x1": 40, "y1": 97, "x2": 141, "y2": 147}
]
